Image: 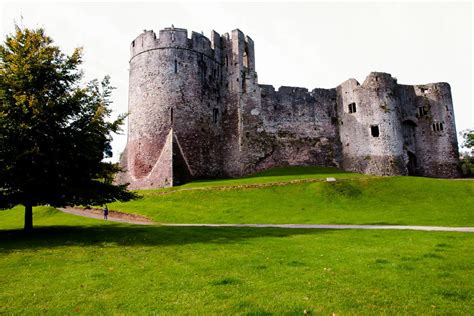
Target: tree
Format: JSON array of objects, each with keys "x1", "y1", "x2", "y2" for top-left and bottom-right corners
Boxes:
[
  {"x1": 0, "y1": 26, "x2": 138, "y2": 231},
  {"x1": 459, "y1": 129, "x2": 474, "y2": 177},
  {"x1": 461, "y1": 129, "x2": 474, "y2": 149}
]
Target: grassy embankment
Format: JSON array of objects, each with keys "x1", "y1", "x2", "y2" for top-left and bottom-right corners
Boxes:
[{"x1": 108, "y1": 166, "x2": 474, "y2": 226}]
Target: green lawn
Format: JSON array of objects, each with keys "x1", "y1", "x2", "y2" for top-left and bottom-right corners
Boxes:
[
  {"x1": 1, "y1": 207, "x2": 473, "y2": 314},
  {"x1": 109, "y1": 167, "x2": 474, "y2": 226}
]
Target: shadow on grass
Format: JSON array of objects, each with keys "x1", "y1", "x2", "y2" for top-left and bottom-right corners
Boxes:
[{"x1": 0, "y1": 224, "x2": 331, "y2": 252}]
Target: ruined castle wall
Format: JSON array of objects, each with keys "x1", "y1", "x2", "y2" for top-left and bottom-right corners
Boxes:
[
  {"x1": 237, "y1": 84, "x2": 341, "y2": 174},
  {"x1": 119, "y1": 27, "x2": 461, "y2": 189},
  {"x1": 336, "y1": 73, "x2": 407, "y2": 175}
]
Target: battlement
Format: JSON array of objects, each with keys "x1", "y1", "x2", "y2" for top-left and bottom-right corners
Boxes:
[
  {"x1": 259, "y1": 85, "x2": 311, "y2": 94},
  {"x1": 130, "y1": 27, "x2": 221, "y2": 61},
  {"x1": 412, "y1": 82, "x2": 451, "y2": 97}
]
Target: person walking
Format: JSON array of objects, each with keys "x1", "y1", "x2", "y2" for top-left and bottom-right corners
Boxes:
[{"x1": 103, "y1": 205, "x2": 109, "y2": 220}]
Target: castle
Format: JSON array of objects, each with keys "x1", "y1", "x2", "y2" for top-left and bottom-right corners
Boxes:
[{"x1": 117, "y1": 27, "x2": 460, "y2": 189}]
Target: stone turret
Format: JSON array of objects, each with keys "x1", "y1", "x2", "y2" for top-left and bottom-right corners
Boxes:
[{"x1": 336, "y1": 73, "x2": 406, "y2": 175}]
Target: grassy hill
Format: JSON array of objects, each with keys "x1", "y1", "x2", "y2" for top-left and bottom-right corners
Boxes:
[
  {"x1": 108, "y1": 166, "x2": 474, "y2": 226},
  {"x1": 1, "y1": 167, "x2": 473, "y2": 314}
]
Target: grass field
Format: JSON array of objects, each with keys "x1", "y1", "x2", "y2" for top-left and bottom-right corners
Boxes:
[
  {"x1": 1, "y1": 207, "x2": 473, "y2": 314},
  {"x1": 109, "y1": 167, "x2": 474, "y2": 226},
  {"x1": 1, "y1": 167, "x2": 473, "y2": 314}
]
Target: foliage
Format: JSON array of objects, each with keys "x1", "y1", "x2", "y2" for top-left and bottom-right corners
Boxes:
[
  {"x1": 460, "y1": 129, "x2": 474, "y2": 177},
  {"x1": 0, "y1": 207, "x2": 473, "y2": 314},
  {"x1": 0, "y1": 26, "x2": 138, "y2": 229},
  {"x1": 460, "y1": 155, "x2": 474, "y2": 177},
  {"x1": 460, "y1": 129, "x2": 474, "y2": 149}
]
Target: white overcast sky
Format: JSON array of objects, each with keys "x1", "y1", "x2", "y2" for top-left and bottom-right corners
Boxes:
[{"x1": 1, "y1": 1, "x2": 473, "y2": 161}]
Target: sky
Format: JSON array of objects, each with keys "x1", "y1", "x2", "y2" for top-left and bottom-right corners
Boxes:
[{"x1": 1, "y1": 1, "x2": 472, "y2": 161}]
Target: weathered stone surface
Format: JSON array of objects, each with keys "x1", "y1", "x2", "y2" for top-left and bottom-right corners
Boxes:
[{"x1": 117, "y1": 27, "x2": 460, "y2": 189}]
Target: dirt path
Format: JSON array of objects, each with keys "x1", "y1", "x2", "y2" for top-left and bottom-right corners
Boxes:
[
  {"x1": 59, "y1": 207, "x2": 155, "y2": 225},
  {"x1": 58, "y1": 208, "x2": 473, "y2": 232}
]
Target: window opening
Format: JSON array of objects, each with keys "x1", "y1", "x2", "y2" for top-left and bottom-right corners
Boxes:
[
  {"x1": 418, "y1": 106, "x2": 428, "y2": 117},
  {"x1": 371, "y1": 125, "x2": 379, "y2": 137},
  {"x1": 174, "y1": 60, "x2": 178, "y2": 74},
  {"x1": 243, "y1": 47, "x2": 249, "y2": 68},
  {"x1": 213, "y1": 108, "x2": 219, "y2": 124},
  {"x1": 348, "y1": 102, "x2": 357, "y2": 114},
  {"x1": 432, "y1": 122, "x2": 444, "y2": 132}
]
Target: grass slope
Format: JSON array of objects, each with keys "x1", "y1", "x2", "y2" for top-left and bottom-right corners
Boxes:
[
  {"x1": 109, "y1": 167, "x2": 474, "y2": 226},
  {"x1": 1, "y1": 207, "x2": 473, "y2": 314}
]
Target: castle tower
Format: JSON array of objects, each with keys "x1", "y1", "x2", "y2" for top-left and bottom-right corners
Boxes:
[
  {"x1": 120, "y1": 27, "x2": 225, "y2": 189},
  {"x1": 219, "y1": 29, "x2": 260, "y2": 176},
  {"x1": 336, "y1": 73, "x2": 407, "y2": 175},
  {"x1": 411, "y1": 83, "x2": 460, "y2": 177}
]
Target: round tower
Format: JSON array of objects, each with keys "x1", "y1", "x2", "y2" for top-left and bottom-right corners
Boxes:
[
  {"x1": 125, "y1": 27, "x2": 224, "y2": 188},
  {"x1": 412, "y1": 83, "x2": 460, "y2": 177},
  {"x1": 337, "y1": 72, "x2": 406, "y2": 175}
]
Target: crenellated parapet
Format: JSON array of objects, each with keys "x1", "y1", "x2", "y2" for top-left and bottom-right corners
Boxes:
[{"x1": 130, "y1": 28, "x2": 222, "y2": 62}]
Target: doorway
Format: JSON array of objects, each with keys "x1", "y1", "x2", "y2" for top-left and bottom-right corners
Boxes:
[{"x1": 407, "y1": 151, "x2": 417, "y2": 176}]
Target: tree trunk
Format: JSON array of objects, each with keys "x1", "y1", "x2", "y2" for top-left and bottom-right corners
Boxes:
[{"x1": 24, "y1": 204, "x2": 33, "y2": 232}]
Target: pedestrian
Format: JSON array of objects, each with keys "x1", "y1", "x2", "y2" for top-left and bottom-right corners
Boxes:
[{"x1": 103, "y1": 205, "x2": 109, "y2": 220}]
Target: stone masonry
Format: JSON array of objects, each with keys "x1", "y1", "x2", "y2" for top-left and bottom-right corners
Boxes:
[{"x1": 117, "y1": 27, "x2": 460, "y2": 189}]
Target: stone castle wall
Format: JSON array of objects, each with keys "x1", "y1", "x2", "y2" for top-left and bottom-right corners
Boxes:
[{"x1": 118, "y1": 27, "x2": 460, "y2": 189}]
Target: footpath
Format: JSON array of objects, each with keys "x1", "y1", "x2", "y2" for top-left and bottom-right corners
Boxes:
[{"x1": 59, "y1": 207, "x2": 474, "y2": 232}]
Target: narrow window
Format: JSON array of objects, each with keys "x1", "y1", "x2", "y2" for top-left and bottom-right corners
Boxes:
[
  {"x1": 213, "y1": 108, "x2": 219, "y2": 124},
  {"x1": 348, "y1": 102, "x2": 356, "y2": 113},
  {"x1": 171, "y1": 32, "x2": 175, "y2": 42},
  {"x1": 170, "y1": 108, "x2": 174, "y2": 123},
  {"x1": 174, "y1": 60, "x2": 178, "y2": 74},
  {"x1": 371, "y1": 125, "x2": 379, "y2": 137},
  {"x1": 433, "y1": 122, "x2": 444, "y2": 132},
  {"x1": 132, "y1": 40, "x2": 135, "y2": 47},
  {"x1": 418, "y1": 106, "x2": 428, "y2": 117}
]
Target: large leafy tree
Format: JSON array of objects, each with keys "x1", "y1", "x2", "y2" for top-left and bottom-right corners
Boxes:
[{"x1": 0, "y1": 26, "x2": 137, "y2": 231}]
